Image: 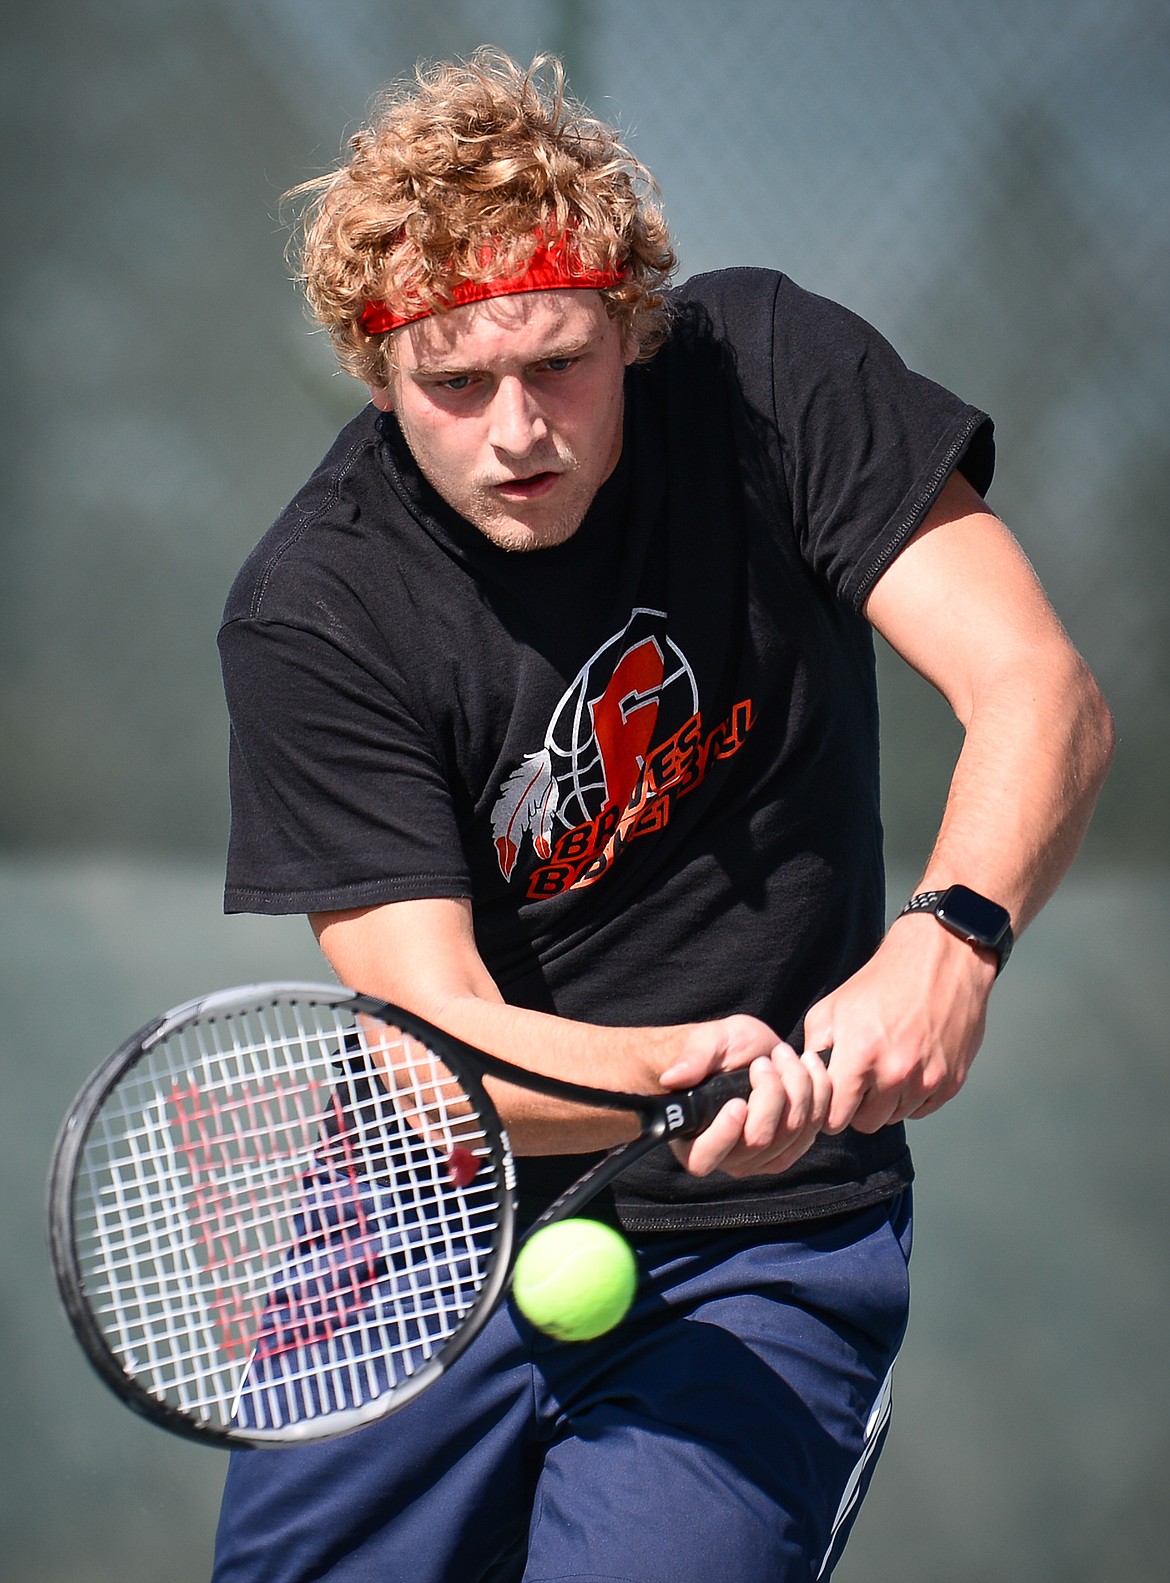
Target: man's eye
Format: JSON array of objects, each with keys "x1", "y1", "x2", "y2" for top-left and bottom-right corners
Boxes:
[
  {"x1": 542, "y1": 357, "x2": 576, "y2": 373},
  {"x1": 440, "y1": 375, "x2": 473, "y2": 392}
]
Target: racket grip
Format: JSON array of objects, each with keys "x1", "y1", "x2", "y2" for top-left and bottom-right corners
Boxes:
[{"x1": 677, "y1": 1067, "x2": 754, "y2": 1135}]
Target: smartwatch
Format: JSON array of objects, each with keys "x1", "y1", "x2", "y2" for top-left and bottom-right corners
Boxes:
[{"x1": 898, "y1": 884, "x2": 1014, "y2": 976}]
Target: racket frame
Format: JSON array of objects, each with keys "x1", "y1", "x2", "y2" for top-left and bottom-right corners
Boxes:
[{"x1": 48, "y1": 982, "x2": 751, "y2": 1448}]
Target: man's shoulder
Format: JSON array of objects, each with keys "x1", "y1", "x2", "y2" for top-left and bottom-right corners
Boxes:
[
  {"x1": 669, "y1": 267, "x2": 878, "y2": 355},
  {"x1": 655, "y1": 268, "x2": 790, "y2": 421},
  {"x1": 668, "y1": 266, "x2": 785, "y2": 343},
  {"x1": 222, "y1": 405, "x2": 391, "y2": 626},
  {"x1": 673, "y1": 265, "x2": 785, "y2": 306},
  {"x1": 661, "y1": 266, "x2": 858, "y2": 403}
]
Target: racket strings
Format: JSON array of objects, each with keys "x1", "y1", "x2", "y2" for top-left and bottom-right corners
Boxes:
[{"x1": 72, "y1": 999, "x2": 505, "y2": 1433}]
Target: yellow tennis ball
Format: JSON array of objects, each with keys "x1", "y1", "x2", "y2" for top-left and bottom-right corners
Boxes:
[{"x1": 511, "y1": 1218, "x2": 638, "y2": 1342}]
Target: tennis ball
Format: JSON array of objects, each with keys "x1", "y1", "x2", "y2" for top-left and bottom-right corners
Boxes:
[{"x1": 511, "y1": 1218, "x2": 638, "y2": 1342}]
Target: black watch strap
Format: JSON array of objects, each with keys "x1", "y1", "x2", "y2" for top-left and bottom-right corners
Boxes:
[{"x1": 899, "y1": 885, "x2": 1014, "y2": 975}]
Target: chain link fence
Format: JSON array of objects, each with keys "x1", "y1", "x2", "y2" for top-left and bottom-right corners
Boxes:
[
  {"x1": 2, "y1": 0, "x2": 1167, "y2": 862},
  {"x1": 2, "y1": 6, "x2": 1168, "y2": 1581}
]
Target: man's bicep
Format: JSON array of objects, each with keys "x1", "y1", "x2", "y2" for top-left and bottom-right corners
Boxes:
[
  {"x1": 311, "y1": 897, "x2": 505, "y2": 1018},
  {"x1": 863, "y1": 470, "x2": 1077, "y2": 724}
]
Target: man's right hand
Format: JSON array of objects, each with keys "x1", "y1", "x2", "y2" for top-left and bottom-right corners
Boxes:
[{"x1": 659, "y1": 1017, "x2": 832, "y2": 1179}]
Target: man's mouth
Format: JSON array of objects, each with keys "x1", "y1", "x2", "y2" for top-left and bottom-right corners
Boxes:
[{"x1": 493, "y1": 470, "x2": 560, "y2": 501}]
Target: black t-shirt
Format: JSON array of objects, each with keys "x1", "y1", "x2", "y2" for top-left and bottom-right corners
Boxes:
[{"x1": 220, "y1": 267, "x2": 994, "y2": 1231}]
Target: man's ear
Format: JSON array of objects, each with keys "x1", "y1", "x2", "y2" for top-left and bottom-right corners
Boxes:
[{"x1": 366, "y1": 384, "x2": 395, "y2": 413}]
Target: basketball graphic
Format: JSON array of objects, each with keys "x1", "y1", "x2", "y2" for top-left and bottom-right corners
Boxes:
[
  {"x1": 492, "y1": 608, "x2": 752, "y2": 897},
  {"x1": 547, "y1": 608, "x2": 699, "y2": 827},
  {"x1": 492, "y1": 609, "x2": 697, "y2": 881}
]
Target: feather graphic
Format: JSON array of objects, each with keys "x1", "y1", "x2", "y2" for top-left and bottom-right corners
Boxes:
[{"x1": 491, "y1": 749, "x2": 558, "y2": 880}]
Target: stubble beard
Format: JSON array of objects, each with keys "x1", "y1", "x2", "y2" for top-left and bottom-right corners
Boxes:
[
  {"x1": 470, "y1": 493, "x2": 588, "y2": 552},
  {"x1": 452, "y1": 450, "x2": 597, "y2": 553}
]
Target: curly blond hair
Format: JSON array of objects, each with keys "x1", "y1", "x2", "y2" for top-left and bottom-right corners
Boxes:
[{"x1": 288, "y1": 49, "x2": 677, "y2": 386}]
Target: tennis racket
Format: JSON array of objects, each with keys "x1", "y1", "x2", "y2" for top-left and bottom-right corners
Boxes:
[{"x1": 48, "y1": 982, "x2": 751, "y2": 1449}]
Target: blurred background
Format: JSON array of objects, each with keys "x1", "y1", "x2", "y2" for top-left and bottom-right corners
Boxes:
[{"x1": 2, "y1": 2, "x2": 1167, "y2": 1579}]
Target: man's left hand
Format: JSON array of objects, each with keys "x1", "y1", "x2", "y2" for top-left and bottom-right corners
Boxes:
[{"x1": 804, "y1": 914, "x2": 997, "y2": 1135}]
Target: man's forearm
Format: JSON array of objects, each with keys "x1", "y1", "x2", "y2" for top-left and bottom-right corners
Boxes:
[
  {"x1": 814, "y1": 474, "x2": 1115, "y2": 1134},
  {"x1": 865, "y1": 475, "x2": 1115, "y2": 942},
  {"x1": 809, "y1": 640, "x2": 1112, "y2": 1138},
  {"x1": 908, "y1": 643, "x2": 1114, "y2": 939},
  {"x1": 313, "y1": 901, "x2": 703, "y2": 1153},
  {"x1": 409, "y1": 993, "x2": 696, "y2": 1154},
  {"x1": 312, "y1": 900, "x2": 822, "y2": 1166}
]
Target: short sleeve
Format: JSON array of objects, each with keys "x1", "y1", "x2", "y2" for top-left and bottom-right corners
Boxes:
[
  {"x1": 768, "y1": 276, "x2": 994, "y2": 609},
  {"x1": 219, "y1": 615, "x2": 472, "y2": 915}
]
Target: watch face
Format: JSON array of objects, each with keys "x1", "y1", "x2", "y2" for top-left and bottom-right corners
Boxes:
[{"x1": 936, "y1": 884, "x2": 1011, "y2": 946}]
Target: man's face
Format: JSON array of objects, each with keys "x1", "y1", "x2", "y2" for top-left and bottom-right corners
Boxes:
[{"x1": 374, "y1": 290, "x2": 637, "y2": 552}]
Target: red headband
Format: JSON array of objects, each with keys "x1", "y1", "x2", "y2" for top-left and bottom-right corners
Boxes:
[{"x1": 359, "y1": 233, "x2": 626, "y2": 334}]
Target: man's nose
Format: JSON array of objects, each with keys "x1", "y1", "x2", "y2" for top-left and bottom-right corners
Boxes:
[{"x1": 487, "y1": 376, "x2": 548, "y2": 456}]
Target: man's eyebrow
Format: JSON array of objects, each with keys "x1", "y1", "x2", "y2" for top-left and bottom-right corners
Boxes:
[{"x1": 409, "y1": 335, "x2": 596, "y2": 379}]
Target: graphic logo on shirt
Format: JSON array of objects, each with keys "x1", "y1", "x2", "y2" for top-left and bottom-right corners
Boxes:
[{"x1": 490, "y1": 608, "x2": 754, "y2": 899}]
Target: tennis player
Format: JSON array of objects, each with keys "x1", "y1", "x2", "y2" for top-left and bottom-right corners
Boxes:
[{"x1": 212, "y1": 49, "x2": 1113, "y2": 1583}]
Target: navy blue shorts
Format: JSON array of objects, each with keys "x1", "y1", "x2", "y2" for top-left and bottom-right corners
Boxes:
[{"x1": 212, "y1": 1191, "x2": 911, "y2": 1583}]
